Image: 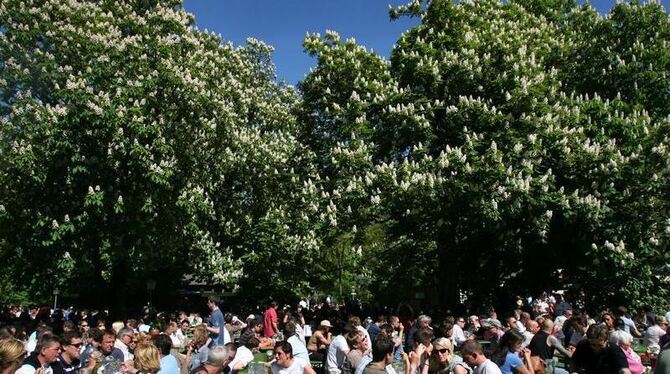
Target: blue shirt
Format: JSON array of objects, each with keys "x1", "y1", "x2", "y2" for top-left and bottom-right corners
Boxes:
[
  {"x1": 159, "y1": 355, "x2": 180, "y2": 374},
  {"x1": 499, "y1": 352, "x2": 523, "y2": 374},
  {"x1": 210, "y1": 308, "x2": 225, "y2": 345}
]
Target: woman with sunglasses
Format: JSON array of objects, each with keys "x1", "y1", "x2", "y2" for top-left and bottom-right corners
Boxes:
[{"x1": 427, "y1": 338, "x2": 471, "y2": 374}]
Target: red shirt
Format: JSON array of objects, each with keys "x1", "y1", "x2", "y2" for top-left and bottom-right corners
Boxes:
[{"x1": 263, "y1": 307, "x2": 278, "y2": 338}]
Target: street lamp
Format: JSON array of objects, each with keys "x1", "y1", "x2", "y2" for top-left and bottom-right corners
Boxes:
[
  {"x1": 146, "y1": 279, "x2": 156, "y2": 310},
  {"x1": 53, "y1": 289, "x2": 59, "y2": 310}
]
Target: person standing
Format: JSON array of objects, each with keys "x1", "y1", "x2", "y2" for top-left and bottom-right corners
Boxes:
[
  {"x1": 264, "y1": 301, "x2": 279, "y2": 339},
  {"x1": 206, "y1": 297, "x2": 229, "y2": 345}
]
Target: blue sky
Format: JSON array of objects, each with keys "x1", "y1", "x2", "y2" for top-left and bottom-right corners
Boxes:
[{"x1": 182, "y1": 1, "x2": 666, "y2": 85}]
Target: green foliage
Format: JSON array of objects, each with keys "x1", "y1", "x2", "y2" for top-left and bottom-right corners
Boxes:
[
  {"x1": 0, "y1": 0, "x2": 304, "y2": 310},
  {"x1": 298, "y1": 0, "x2": 670, "y2": 310}
]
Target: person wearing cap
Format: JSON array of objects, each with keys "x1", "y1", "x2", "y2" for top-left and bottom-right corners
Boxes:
[
  {"x1": 427, "y1": 337, "x2": 471, "y2": 374},
  {"x1": 190, "y1": 345, "x2": 232, "y2": 374},
  {"x1": 308, "y1": 320, "x2": 332, "y2": 361}
]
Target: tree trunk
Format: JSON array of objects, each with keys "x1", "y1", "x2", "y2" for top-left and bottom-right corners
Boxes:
[{"x1": 437, "y1": 226, "x2": 460, "y2": 309}]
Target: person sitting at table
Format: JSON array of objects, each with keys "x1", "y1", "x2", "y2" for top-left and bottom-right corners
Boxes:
[
  {"x1": 190, "y1": 345, "x2": 232, "y2": 374},
  {"x1": 610, "y1": 330, "x2": 644, "y2": 374},
  {"x1": 308, "y1": 320, "x2": 332, "y2": 362},
  {"x1": 230, "y1": 336, "x2": 259, "y2": 371},
  {"x1": 240, "y1": 321, "x2": 274, "y2": 350},
  {"x1": 285, "y1": 321, "x2": 310, "y2": 363},
  {"x1": 271, "y1": 341, "x2": 316, "y2": 374},
  {"x1": 341, "y1": 330, "x2": 368, "y2": 374},
  {"x1": 427, "y1": 337, "x2": 470, "y2": 374},
  {"x1": 187, "y1": 325, "x2": 214, "y2": 373}
]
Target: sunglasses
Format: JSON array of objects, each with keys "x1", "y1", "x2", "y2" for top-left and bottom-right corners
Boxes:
[
  {"x1": 437, "y1": 348, "x2": 449, "y2": 354},
  {"x1": 69, "y1": 343, "x2": 83, "y2": 348}
]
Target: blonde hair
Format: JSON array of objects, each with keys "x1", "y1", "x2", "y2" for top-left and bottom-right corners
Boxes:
[
  {"x1": 0, "y1": 339, "x2": 26, "y2": 372},
  {"x1": 428, "y1": 337, "x2": 454, "y2": 373},
  {"x1": 192, "y1": 324, "x2": 209, "y2": 347},
  {"x1": 112, "y1": 321, "x2": 125, "y2": 334},
  {"x1": 134, "y1": 342, "x2": 161, "y2": 373}
]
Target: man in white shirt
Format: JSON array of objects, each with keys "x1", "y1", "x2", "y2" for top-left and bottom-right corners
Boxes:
[
  {"x1": 326, "y1": 325, "x2": 353, "y2": 372},
  {"x1": 451, "y1": 317, "x2": 468, "y2": 347},
  {"x1": 460, "y1": 340, "x2": 502, "y2": 374},
  {"x1": 230, "y1": 337, "x2": 259, "y2": 371},
  {"x1": 114, "y1": 327, "x2": 134, "y2": 361}
]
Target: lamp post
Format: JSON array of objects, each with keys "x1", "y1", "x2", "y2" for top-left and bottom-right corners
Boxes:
[
  {"x1": 53, "y1": 289, "x2": 59, "y2": 310},
  {"x1": 146, "y1": 279, "x2": 156, "y2": 310}
]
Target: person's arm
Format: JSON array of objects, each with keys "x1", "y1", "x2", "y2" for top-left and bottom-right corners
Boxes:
[
  {"x1": 420, "y1": 358, "x2": 430, "y2": 374},
  {"x1": 233, "y1": 361, "x2": 247, "y2": 371},
  {"x1": 516, "y1": 349, "x2": 533, "y2": 374},
  {"x1": 304, "y1": 362, "x2": 317, "y2": 374},
  {"x1": 452, "y1": 365, "x2": 467, "y2": 374},
  {"x1": 206, "y1": 325, "x2": 220, "y2": 334},
  {"x1": 408, "y1": 344, "x2": 425, "y2": 374},
  {"x1": 318, "y1": 332, "x2": 332, "y2": 346},
  {"x1": 548, "y1": 335, "x2": 572, "y2": 358}
]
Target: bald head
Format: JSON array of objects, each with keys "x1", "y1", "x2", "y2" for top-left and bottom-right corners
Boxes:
[
  {"x1": 526, "y1": 320, "x2": 540, "y2": 334},
  {"x1": 542, "y1": 319, "x2": 554, "y2": 333}
]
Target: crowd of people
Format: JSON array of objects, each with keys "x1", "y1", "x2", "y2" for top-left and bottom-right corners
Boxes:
[{"x1": 0, "y1": 292, "x2": 669, "y2": 374}]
